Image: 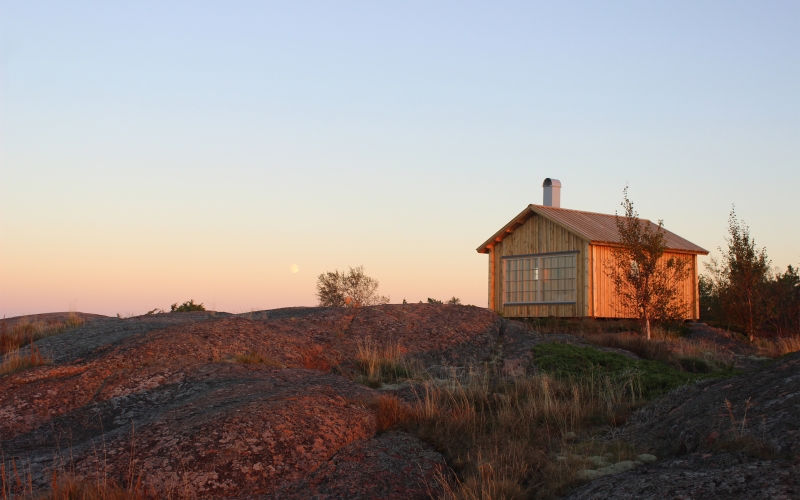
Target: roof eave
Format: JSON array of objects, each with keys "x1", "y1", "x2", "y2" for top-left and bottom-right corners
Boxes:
[{"x1": 476, "y1": 205, "x2": 536, "y2": 253}]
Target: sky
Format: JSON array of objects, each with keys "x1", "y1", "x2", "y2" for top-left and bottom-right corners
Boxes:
[{"x1": 1, "y1": 1, "x2": 798, "y2": 317}]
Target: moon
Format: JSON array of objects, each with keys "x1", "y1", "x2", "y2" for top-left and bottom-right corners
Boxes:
[{"x1": 290, "y1": 264, "x2": 299, "y2": 274}]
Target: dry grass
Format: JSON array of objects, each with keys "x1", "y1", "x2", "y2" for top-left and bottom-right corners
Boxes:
[
  {"x1": 400, "y1": 365, "x2": 649, "y2": 499},
  {"x1": 36, "y1": 474, "x2": 145, "y2": 500},
  {"x1": 577, "y1": 331, "x2": 734, "y2": 373},
  {"x1": 2, "y1": 423, "x2": 166, "y2": 500},
  {"x1": 369, "y1": 394, "x2": 413, "y2": 432},
  {"x1": 0, "y1": 343, "x2": 50, "y2": 377},
  {"x1": 0, "y1": 314, "x2": 85, "y2": 356},
  {"x1": 523, "y1": 318, "x2": 735, "y2": 374},
  {"x1": 525, "y1": 317, "x2": 800, "y2": 362},
  {"x1": 1, "y1": 465, "x2": 146, "y2": 500},
  {"x1": 353, "y1": 339, "x2": 426, "y2": 388},
  {"x1": 754, "y1": 336, "x2": 800, "y2": 358}
]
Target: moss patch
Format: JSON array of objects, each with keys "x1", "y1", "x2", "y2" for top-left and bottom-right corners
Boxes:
[{"x1": 533, "y1": 343, "x2": 718, "y2": 399}]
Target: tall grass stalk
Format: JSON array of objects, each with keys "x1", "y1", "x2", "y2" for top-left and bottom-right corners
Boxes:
[
  {"x1": 403, "y1": 365, "x2": 647, "y2": 499},
  {"x1": 354, "y1": 339, "x2": 424, "y2": 388}
]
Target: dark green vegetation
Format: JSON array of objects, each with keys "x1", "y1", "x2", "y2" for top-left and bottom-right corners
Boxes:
[
  {"x1": 533, "y1": 343, "x2": 726, "y2": 400},
  {"x1": 170, "y1": 299, "x2": 206, "y2": 312}
]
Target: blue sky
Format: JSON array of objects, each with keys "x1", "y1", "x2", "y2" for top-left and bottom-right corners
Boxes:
[{"x1": 1, "y1": 1, "x2": 798, "y2": 316}]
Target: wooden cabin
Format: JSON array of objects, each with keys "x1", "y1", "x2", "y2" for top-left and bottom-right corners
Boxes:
[{"x1": 476, "y1": 179, "x2": 708, "y2": 319}]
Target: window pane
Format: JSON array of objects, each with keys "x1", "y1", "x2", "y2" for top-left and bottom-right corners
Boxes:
[{"x1": 505, "y1": 254, "x2": 576, "y2": 304}]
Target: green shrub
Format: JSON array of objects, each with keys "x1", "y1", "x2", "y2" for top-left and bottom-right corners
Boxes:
[{"x1": 170, "y1": 300, "x2": 206, "y2": 313}]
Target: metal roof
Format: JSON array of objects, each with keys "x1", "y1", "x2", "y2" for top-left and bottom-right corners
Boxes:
[{"x1": 477, "y1": 204, "x2": 708, "y2": 255}]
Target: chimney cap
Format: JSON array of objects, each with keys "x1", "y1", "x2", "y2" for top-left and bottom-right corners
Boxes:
[{"x1": 543, "y1": 178, "x2": 561, "y2": 188}]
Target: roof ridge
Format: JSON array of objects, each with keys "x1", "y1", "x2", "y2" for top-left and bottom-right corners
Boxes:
[{"x1": 529, "y1": 204, "x2": 653, "y2": 224}]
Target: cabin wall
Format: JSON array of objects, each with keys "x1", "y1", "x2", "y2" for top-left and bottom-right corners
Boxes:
[
  {"x1": 488, "y1": 214, "x2": 589, "y2": 318},
  {"x1": 590, "y1": 245, "x2": 699, "y2": 320}
]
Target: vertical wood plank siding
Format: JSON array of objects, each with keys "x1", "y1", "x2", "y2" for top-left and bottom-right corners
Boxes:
[
  {"x1": 494, "y1": 214, "x2": 588, "y2": 318},
  {"x1": 590, "y1": 246, "x2": 698, "y2": 320},
  {"x1": 488, "y1": 215, "x2": 701, "y2": 319},
  {"x1": 494, "y1": 241, "x2": 504, "y2": 311},
  {"x1": 488, "y1": 247, "x2": 494, "y2": 309}
]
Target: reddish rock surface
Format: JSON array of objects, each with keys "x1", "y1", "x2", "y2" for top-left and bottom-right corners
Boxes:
[
  {"x1": 0, "y1": 304, "x2": 497, "y2": 498},
  {"x1": 276, "y1": 431, "x2": 448, "y2": 499}
]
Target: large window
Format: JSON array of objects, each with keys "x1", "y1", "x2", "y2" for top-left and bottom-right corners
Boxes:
[{"x1": 504, "y1": 252, "x2": 577, "y2": 304}]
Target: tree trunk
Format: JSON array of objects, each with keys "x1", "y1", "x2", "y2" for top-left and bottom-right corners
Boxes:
[{"x1": 644, "y1": 311, "x2": 651, "y2": 340}]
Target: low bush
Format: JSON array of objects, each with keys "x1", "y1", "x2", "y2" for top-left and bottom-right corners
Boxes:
[
  {"x1": 170, "y1": 300, "x2": 205, "y2": 313},
  {"x1": 316, "y1": 266, "x2": 389, "y2": 307}
]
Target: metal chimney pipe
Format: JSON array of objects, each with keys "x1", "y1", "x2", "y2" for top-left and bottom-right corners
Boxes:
[{"x1": 542, "y1": 178, "x2": 561, "y2": 207}]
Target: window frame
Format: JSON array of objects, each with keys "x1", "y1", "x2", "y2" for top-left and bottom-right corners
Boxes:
[{"x1": 501, "y1": 250, "x2": 579, "y2": 305}]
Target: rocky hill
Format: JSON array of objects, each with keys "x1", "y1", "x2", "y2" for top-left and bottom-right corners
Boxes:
[
  {"x1": 1, "y1": 305, "x2": 499, "y2": 498},
  {"x1": 1, "y1": 305, "x2": 797, "y2": 499}
]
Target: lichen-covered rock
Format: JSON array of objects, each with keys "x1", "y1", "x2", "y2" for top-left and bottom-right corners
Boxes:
[
  {"x1": 0, "y1": 304, "x2": 498, "y2": 498},
  {"x1": 276, "y1": 431, "x2": 447, "y2": 499}
]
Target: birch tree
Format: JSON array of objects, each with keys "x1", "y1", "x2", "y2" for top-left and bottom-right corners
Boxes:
[{"x1": 606, "y1": 187, "x2": 690, "y2": 339}]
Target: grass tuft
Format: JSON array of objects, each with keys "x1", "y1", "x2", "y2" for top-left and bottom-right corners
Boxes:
[
  {"x1": 353, "y1": 339, "x2": 425, "y2": 388},
  {"x1": 0, "y1": 342, "x2": 50, "y2": 377},
  {"x1": 755, "y1": 336, "x2": 800, "y2": 357}
]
